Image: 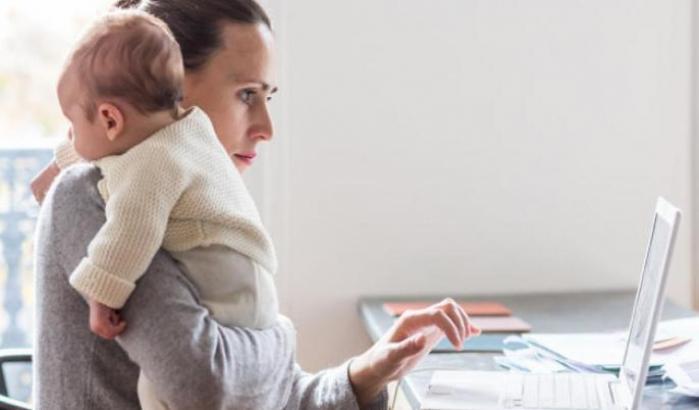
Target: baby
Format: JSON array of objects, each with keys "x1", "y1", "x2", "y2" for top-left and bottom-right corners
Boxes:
[{"x1": 54, "y1": 10, "x2": 278, "y2": 410}]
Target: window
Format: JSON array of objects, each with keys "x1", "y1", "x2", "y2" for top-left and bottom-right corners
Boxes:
[{"x1": 0, "y1": 0, "x2": 113, "y2": 349}]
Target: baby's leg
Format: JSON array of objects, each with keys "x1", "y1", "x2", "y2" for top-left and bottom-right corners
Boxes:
[{"x1": 138, "y1": 371, "x2": 170, "y2": 410}]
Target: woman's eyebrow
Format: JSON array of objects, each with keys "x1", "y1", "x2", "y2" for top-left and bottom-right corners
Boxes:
[
  {"x1": 258, "y1": 82, "x2": 278, "y2": 94},
  {"x1": 238, "y1": 79, "x2": 278, "y2": 93}
]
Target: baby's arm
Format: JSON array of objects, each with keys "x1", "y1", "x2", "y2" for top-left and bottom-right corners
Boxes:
[
  {"x1": 52, "y1": 138, "x2": 131, "y2": 339},
  {"x1": 54, "y1": 137, "x2": 83, "y2": 169},
  {"x1": 30, "y1": 135, "x2": 83, "y2": 204},
  {"x1": 69, "y1": 153, "x2": 187, "y2": 310}
]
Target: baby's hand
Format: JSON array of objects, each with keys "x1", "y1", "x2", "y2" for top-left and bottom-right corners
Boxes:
[
  {"x1": 88, "y1": 299, "x2": 126, "y2": 339},
  {"x1": 30, "y1": 161, "x2": 60, "y2": 204}
]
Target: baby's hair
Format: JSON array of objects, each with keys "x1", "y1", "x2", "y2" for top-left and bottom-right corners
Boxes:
[{"x1": 68, "y1": 10, "x2": 184, "y2": 120}]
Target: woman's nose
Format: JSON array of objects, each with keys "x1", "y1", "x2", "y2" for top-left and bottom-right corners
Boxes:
[{"x1": 250, "y1": 104, "x2": 274, "y2": 141}]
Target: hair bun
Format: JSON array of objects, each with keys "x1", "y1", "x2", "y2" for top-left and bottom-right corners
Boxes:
[{"x1": 113, "y1": 0, "x2": 142, "y2": 9}]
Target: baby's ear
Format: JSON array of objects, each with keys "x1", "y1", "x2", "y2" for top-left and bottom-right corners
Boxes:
[{"x1": 96, "y1": 103, "x2": 125, "y2": 142}]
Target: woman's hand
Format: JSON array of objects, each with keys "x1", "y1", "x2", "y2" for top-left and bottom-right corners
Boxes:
[
  {"x1": 348, "y1": 298, "x2": 481, "y2": 406},
  {"x1": 30, "y1": 160, "x2": 61, "y2": 204}
]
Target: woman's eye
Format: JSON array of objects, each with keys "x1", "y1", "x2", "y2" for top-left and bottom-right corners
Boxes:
[{"x1": 239, "y1": 89, "x2": 256, "y2": 104}]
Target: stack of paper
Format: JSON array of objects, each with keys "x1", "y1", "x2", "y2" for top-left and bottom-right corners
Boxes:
[
  {"x1": 495, "y1": 317, "x2": 699, "y2": 385},
  {"x1": 497, "y1": 335, "x2": 632, "y2": 377}
]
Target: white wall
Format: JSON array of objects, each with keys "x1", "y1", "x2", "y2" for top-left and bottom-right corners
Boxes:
[
  {"x1": 255, "y1": 1, "x2": 695, "y2": 371},
  {"x1": 692, "y1": 1, "x2": 699, "y2": 312}
]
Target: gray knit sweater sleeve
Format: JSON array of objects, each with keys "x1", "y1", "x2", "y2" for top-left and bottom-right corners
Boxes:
[{"x1": 34, "y1": 164, "x2": 387, "y2": 410}]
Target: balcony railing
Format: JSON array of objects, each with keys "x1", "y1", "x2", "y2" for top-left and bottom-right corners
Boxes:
[
  {"x1": 0, "y1": 146, "x2": 53, "y2": 404},
  {"x1": 0, "y1": 147, "x2": 53, "y2": 349}
]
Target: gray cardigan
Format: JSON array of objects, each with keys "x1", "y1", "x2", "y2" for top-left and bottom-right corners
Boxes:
[{"x1": 33, "y1": 164, "x2": 388, "y2": 410}]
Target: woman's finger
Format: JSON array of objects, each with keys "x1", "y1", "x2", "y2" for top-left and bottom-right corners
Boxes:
[
  {"x1": 470, "y1": 323, "x2": 481, "y2": 336},
  {"x1": 452, "y1": 302, "x2": 477, "y2": 339},
  {"x1": 424, "y1": 308, "x2": 462, "y2": 348},
  {"x1": 437, "y1": 299, "x2": 467, "y2": 342}
]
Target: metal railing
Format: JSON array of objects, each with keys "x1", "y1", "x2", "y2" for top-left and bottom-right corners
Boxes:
[
  {"x1": 0, "y1": 147, "x2": 52, "y2": 405},
  {"x1": 0, "y1": 147, "x2": 53, "y2": 349}
]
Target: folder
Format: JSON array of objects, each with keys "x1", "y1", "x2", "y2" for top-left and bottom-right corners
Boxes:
[
  {"x1": 434, "y1": 333, "x2": 510, "y2": 352},
  {"x1": 383, "y1": 301, "x2": 512, "y2": 317}
]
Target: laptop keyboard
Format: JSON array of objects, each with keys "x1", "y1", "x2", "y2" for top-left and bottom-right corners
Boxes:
[{"x1": 506, "y1": 373, "x2": 604, "y2": 409}]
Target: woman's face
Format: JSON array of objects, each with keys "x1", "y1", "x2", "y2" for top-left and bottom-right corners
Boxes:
[{"x1": 182, "y1": 23, "x2": 277, "y2": 173}]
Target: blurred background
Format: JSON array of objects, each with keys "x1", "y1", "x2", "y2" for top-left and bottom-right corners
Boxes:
[
  {"x1": 1, "y1": 0, "x2": 697, "y2": 379},
  {"x1": 0, "y1": 0, "x2": 116, "y2": 349}
]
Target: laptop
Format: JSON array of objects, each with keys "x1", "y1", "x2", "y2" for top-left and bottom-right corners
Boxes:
[{"x1": 421, "y1": 197, "x2": 681, "y2": 410}]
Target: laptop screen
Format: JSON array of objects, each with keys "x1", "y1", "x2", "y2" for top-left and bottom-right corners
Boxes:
[{"x1": 620, "y1": 213, "x2": 672, "y2": 395}]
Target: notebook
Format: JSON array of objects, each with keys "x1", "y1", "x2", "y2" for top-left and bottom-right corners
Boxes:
[{"x1": 471, "y1": 316, "x2": 531, "y2": 333}]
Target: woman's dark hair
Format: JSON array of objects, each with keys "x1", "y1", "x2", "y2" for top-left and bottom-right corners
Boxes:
[{"x1": 113, "y1": 0, "x2": 271, "y2": 71}]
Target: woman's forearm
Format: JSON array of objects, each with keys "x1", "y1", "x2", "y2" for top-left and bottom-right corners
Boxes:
[
  {"x1": 117, "y1": 252, "x2": 299, "y2": 410},
  {"x1": 120, "y1": 262, "x2": 388, "y2": 410},
  {"x1": 283, "y1": 360, "x2": 388, "y2": 410}
]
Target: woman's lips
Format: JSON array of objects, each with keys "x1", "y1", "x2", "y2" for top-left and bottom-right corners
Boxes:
[{"x1": 233, "y1": 153, "x2": 256, "y2": 165}]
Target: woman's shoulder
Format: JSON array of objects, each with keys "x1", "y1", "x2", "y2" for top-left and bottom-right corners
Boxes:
[
  {"x1": 36, "y1": 163, "x2": 107, "y2": 275},
  {"x1": 47, "y1": 163, "x2": 104, "y2": 210}
]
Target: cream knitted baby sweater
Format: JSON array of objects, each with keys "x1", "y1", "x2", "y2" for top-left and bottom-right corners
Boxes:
[{"x1": 66, "y1": 107, "x2": 277, "y2": 309}]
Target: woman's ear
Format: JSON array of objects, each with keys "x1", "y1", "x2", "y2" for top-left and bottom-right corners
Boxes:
[{"x1": 96, "y1": 103, "x2": 125, "y2": 141}]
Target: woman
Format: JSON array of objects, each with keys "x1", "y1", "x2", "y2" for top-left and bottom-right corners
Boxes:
[{"x1": 32, "y1": 0, "x2": 479, "y2": 408}]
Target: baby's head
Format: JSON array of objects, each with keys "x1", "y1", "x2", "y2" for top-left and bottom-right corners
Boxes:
[{"x1": 57, "y1": 10, "x2": 184, "y2": 160}]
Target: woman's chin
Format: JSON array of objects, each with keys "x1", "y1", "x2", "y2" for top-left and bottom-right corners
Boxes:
[{"x1": 232, "y1": 157, "x2": 251, "y2": 173}]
